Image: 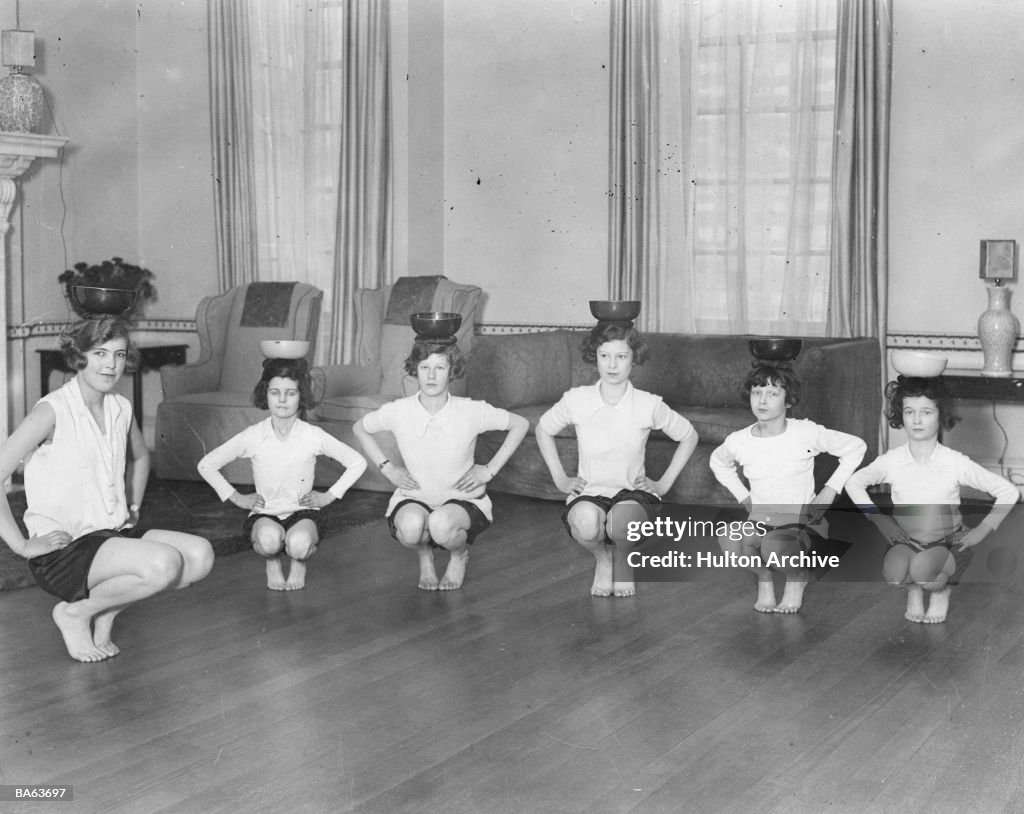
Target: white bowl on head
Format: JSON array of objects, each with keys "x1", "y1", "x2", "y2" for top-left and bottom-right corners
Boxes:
[
  {"x1": 260, "y1": 340, "x2": 310, "y2": 360},
  {"x1": 891, "y1": 349, "x2": 948, "y2": 378}
]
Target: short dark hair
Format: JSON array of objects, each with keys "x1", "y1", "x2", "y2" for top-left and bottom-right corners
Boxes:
[
  {"x1": 884, "y1": 376, "x2": 960, "y2": 430},
  {"x1": 742, "y1": 364, "x2": 802, "y2": 409},
  {"x1": 59, "y1": 317, "x2": 139, "y2": 372},
  {"x1": 580, "y1": 323, "x2": 650, "y2": 365},
  {"x1": 403, "y1": 341, "x2": 467, "y2": 379},
  {"x1": 252, "y1": 357, "x2": 316, "y2": 418}
]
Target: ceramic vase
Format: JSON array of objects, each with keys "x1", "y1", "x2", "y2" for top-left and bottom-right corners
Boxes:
[
  {"x1": 0, "y1": 70, "x2": 43, "y2": 133},
  {"x1": 978, "y1": 284, "x2": 1019, "y2": 377}
]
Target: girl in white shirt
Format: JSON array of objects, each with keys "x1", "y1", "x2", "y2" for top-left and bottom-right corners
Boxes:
[
  {"x1": 537, "y1": 323, "x2": 698, "y2": 598},
  {"x1": 0, "y1": 318, "x2": 214, "y2": 662},
  {"x1": 845, "y1": 376, "x2": 1017, "y2": 623},
  {"x1": 198, "y1": 358, "x2": 367, "y2": 591},
  {"x1": 710, "y1": 364, "x2": 866, "y2": 614}
]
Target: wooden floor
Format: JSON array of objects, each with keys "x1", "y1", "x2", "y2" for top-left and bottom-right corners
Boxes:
[{"x1": 2, "y1": 494, "x2": 1024, "y2": 813}]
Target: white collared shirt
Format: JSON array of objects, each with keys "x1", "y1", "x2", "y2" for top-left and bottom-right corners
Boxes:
[
  {"x1": 845, "y1": 442, "x2": 1018, "y2": 540},
  {"x1": 362, "y1": 394, "x2": 512, "y2": 519},
  {"x1": 538, "y1": 381, "x2": 695, "y2": 502},
  {"x1": 24, "y1": 378, "x2": 132, "y2": 540},
  {"x1": 198, "y1": 417, "x2": 367, "y2": 517}
]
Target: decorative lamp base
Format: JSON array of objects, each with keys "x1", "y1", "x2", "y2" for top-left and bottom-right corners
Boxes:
[
  {"x1": 0, "y1": 71, "x2": 44, "y2": 133},
  {"x1": 978, "y1": 284, "x2": 1019, "y2": 377}
]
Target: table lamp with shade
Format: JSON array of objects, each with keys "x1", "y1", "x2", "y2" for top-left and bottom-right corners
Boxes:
[
  {"x1": 0, "y1": 28, "x2": 44, "y2": 133},
  {"x1": 977, "y1": 239, "x2": 1019, "y2": 377}
]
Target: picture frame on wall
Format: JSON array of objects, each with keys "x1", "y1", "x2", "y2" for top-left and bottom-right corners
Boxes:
[{"x1": 979, "y1": 239, "x2": 1018, "y2": 282}]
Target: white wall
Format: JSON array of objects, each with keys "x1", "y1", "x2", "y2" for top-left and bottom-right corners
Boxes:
[
  {"x1": 889, "y1": 0, "x2": 1024, "y2": 481},
  {"x1": 402, "y1": 0, "x2": 610, "y2": 326}
]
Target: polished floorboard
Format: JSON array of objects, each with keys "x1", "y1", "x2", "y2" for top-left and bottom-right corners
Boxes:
[{"x1": 1, "y1": 494, "x2": 1023, "y2": 813}]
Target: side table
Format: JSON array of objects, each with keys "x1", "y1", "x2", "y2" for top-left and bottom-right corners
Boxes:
[
  {"x1": 943, "y1": 372, "x2": 1024, "y2": 402},
  {"x1": 38, "y1": 344, "x2": 188, "y2": 429}
]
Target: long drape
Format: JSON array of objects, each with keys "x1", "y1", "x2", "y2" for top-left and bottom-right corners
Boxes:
[
  {"x1": 209, "y1": 0, "x2": 260, "y2": 290},
  {"x1": 827, "y1": 0, "x2": 891, "y2": 345},
  {"x1": 209, "y1": 0, "x2": 392, "y2": 364}
]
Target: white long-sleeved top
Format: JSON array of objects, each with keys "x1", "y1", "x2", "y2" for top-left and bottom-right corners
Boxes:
[
  {"x1": 845, "y1": 442, "x2": 1018, "y2": 542},
  {"x1": 198, "y1": 418, "x2": 367, "y2": 517},
  {"x1": 710, "y1": 418, "x2": 866, "y2": 526}
]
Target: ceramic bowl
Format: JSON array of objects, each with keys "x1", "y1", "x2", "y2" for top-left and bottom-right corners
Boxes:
[
  {"x1": 748, "y1": 337, "x2": 803, "y2": 361},
  {"x1": 589, "y1": 300, "x2": 641, "y2": 321},
  {"x1": 410, "y1": 312, "x2": 462, "y2": 338},
  {"x1": 69, "y1": 285, "x2": 137, "y2": 316},
  {"x1": 259, "y1": 340, "x2": 310, "y2": 359},
  {"x1": 891, "y1": 349, "x2": 948, "y2": 378}
]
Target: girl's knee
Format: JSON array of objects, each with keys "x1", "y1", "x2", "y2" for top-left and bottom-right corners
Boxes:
[
  {"x1": 144, "y1": 548, "x2": 185, "y2": 589},
  {"x1": 393, "y1": 515, "x2": 427, "y2": 547},
  {"x1": 606, "y1": 503, "x2": 645, "y2": 545},
  {"x1": 285, "y1": 529, "x2": 318, "y2": 561},
  {"x1": 568, "y1": 504, "x2": 605, "y2": 543},
  {"x1": 252, "y1": 533, "x2": 284, "y2": 558},
  {"x1": 427, "y1": 512, "x2": 467, "y2": 548}
]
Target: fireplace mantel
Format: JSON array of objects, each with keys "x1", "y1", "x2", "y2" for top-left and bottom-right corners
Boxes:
[{"x1": 0, "y1": 132, "x2": 68, "y2": 444}]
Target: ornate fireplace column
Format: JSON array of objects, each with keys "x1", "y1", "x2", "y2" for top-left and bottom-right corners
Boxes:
[{"x1": 0, "y1": 132, "x2": 67, "y2": 442}]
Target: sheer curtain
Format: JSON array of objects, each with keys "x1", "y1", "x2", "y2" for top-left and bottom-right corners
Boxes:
[
  {"x1": 609, "y1": 0, "x2": 843, "y2": 336},
  {"x1": 210, "y1": 0, "x2": 393, "y2": 363}
]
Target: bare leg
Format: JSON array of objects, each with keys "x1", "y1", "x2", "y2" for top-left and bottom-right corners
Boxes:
[
  {"x1": 251, "y1": 518, "x2": 287, "y2": 590},
  {"x1": 429, "y1": 505, "x2": 471, "y2": 591},
  {"x1": 607, "y1": 501, "x2": 647, "y2": 598},
  {"x1": 283, "y1": 519, "x2": 318, "y2": 590},
  {"x1": 905, "y1": 585, "x2": 926, "y2": 622},
  {"x1": 719, "y1": 533, "x2": 775, "y2": 612},
  {"x1": 567, "y1": 502, "x2": 612, "y2": 596},
  {"x1": 392, "y1": 503, "x2": 437, "y2": 590},
  {"x1": 923, "y1": 587, "x2": 951, "y2": 623},
  {"x1": 776, "y1": 572, "x2": 808, "y2": 613},
  {"x1": 52, "y1": 537, "x2": 186, "y2": 662}
]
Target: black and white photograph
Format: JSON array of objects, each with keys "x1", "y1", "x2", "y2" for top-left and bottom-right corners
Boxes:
[{"x1": 1, "y1": 1, "x2": 1023, "y2": 812}]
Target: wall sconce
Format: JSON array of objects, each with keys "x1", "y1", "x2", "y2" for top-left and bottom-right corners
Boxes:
[
  {"x1": 977, "y1": 239, "x2": 1019, "y2": 377},
  {"x1": 0, "y1": 29, "x2": 44, "y2": 132}
]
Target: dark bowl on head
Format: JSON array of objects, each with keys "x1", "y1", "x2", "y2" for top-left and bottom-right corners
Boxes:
[
  {"x1": 589, "y1": 300, "x2": 641, "y2": 321},
  {"x1": 749, "y1": 337, "x2": 803, "y2": 361},
  {"x1": 410, "y1": 311, "x2": 462, "y2": 338},
  {"x1": 70, "y1": 285, "x2": 138, "y2": 316}
]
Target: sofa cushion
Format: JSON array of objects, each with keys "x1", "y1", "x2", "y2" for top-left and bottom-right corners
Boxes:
[
  {"x1": 315, "y1": 393, "x2": 394, "y2": 423},
  {"x1": 163, "y1": 390, "x2": 255, "y2": 408}
]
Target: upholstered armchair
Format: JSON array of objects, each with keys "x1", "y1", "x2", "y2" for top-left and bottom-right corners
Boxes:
[
  {"x1": 311, "y1": 276, "x2": 483, "y2": 491},
  {"x1": 155, "y1": 282, "x2": 323, "y2": 482}
]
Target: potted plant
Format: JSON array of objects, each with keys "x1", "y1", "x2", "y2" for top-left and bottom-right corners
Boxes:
[{"x1": 58, "y1": 257, "x2": 158, "y2": 319}]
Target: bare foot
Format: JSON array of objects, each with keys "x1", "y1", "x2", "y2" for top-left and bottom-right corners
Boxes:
[
  {"x1": 775, "y1": 576, "x2": 807, "y2": 614},
  {"x1": 755, "y1": 581, "x2": 777, "y2": 613},
  {"x1": 418, "y1": 548, "x2": 440, "y2": 591},
  {"x1": 923, "y1": 587, "x2": 950, "y2": 623},
  {"x1": 613, "y1": 581, "x2": 636, "y2": 598},
  {"x1": 92, "y1": 609, "x2": 121, "y2": 658},
  {"x1": 52, "y1": 602, "x2": 107, "y2": 663},
  {"x1": 266, "y1": 557, "x2": 288, "y2": 591},
  {"x1": 905, "y1": 585, "x2": 926, "y2": 622},
  {"x1": 439, "y1": 550, "x2": 468, "y2": 591},
  {"x1": 591, "y1": 548, "x2": 614, "y2": 597},
  {"x1": 283, "y1": 559, "x2": 306, "y2": 590}
]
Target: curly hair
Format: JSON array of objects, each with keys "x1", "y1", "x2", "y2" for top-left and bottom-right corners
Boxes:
[
  {"x1": 742, "y1": 364, "x2": 802, "y2": 409},
  {"x1": 884, "y1": 376, "x2": 960, "y2": 430},
  {"x1": 403, "y1": 341, "x2": 467, "y2": 380},
  {"x1": 59, "y1": 317, "x2": 139, "y2": 372},
  {"x1": 252, "y1": 357, "x2": 316, "y2": 418},
  {"x1": 580, "y1": 322, "x2": 650, "y2": 366}
]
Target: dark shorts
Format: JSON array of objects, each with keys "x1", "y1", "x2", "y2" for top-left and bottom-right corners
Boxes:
[
  {"x1": 28, "y1": 526, "x2": 146, "y2": 603},
  {"x1": 387, "y1": 499, "x2": 491, "y2": 548},
  {"x1": 244, "y1": 509, "x2": 327, "y2": 540},
  {"x1": 889, "y1": 526, "x2": 972, "y2": 585},
  {"x1": 561, "y1": 488, "x2": 661, "y2": 542}
]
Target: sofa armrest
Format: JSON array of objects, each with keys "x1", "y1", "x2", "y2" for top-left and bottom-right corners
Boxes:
[
  {"x1": 795, "y1": 338, "x2": 881, "y2": 458},
  {"x1": 160, "y1": 358, "x2": 222, "y2": 399},
  {"x1": 313, "y1": 364, "x2": 383, "y2": 398}
]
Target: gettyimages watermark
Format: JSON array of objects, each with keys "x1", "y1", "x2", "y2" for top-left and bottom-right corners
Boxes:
[{"x1": 623, "y1": 502, "x2": 1023, "y2": 583}]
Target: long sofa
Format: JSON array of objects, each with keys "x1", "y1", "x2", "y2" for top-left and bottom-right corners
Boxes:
[{"x1": 309, "y1": 329, "x2": 880, "y2": 506}]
